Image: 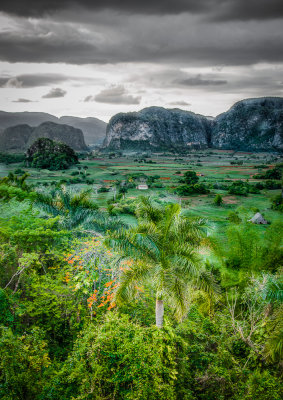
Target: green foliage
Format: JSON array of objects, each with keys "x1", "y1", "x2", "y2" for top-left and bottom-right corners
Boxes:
[
  {"x1": 60, "y1": 314, "x2": 178, "y2": 400},
  {"x1": 213, "y1": 222, "x2": 283, "y2": 273},
  {"x1": 0, "y1": 161, "x2": 282, "y2": 400},
  {"x1": 0, "y1": 289, "x2": 16, "y2": 327},
  {"x1": 107, "y1": 197, "x2": 217, "y2": 325},
  {"x1": 0, "y1": 153, "x2": 25, "y2": 164},
  {"x1": 214, "y1": 194, "x2": 223, "y2": 206},
  {"x1": 271, "y1": 193, "x2": 283, "y2": 212},
  {"x1": 228, "y1": 181, "x2": 255, "y2": 196},
  {"x1": 264, "y1": 180, "x2": 282, "y2": 189},
  {"x1": 26, "y1": 137, "x2": 78, "y2": 170},
  {"x1": 0, "y1": 184, "x2": 36, "y2": 202},
  {"x1": 241, "y1": 369, "x2": 282, "y2": 400},
  {"x1": 227, "y1": 211, "x2": 242, "y2": 224},
  {"x1": 14, "y1": 168, "x2": 26, "y2": 175},
  {"x1": 176, "y1": 168, "x2": 210, "y2": 195},
  {"x1": 254, "y1": 166, "x2": 282, "y2": 180},
  {"x1": 176, "y1": 183, "x2": 209, "y2": 196},
  {"x1": 0, "y1": 327, "x2": 51, "y2": 400},
  {"x1": 182, "y1": 170, "x2": 199, "y2": 185}
]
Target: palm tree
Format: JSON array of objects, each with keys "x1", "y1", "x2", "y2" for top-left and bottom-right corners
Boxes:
[
  {"x1": 34, "y1": 186, "x2": 125, "y2": 233},
  {"x1": 260, "y1": 274, "x2": 283, "y2": 362},
  {"x1": 107, "y1": 197, "x2": 217, "y2": 327}
]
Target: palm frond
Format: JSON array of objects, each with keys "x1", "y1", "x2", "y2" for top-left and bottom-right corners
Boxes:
[
  {"x1": 164, "y1": 273, "x2": 188, "y2": 321},
  {"x1": 194, "y1": 269, "x2": 221, "y2": 295},
  {"x1": 261, "y1": 275, "x2": 283, "y2": 303},
  {"x1": 136, "y1": 196, "x2": 163, "y2": 223},
  {"x1": 107, "y1": 224, "x2": 160, "y2": 263},
  {"x1": 264, "y1": 305, "x2": 283, "y2": 362},
  {"x1": 115, "y1": 260, "x2": 152, "y2": 304}
]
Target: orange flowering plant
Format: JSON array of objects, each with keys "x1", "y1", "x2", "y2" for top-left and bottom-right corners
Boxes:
[{"x1": 63, "y1": 237, "x2": 120, "y2": 317}]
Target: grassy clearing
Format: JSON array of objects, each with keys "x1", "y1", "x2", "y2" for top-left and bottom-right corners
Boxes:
[{"x1": 0, "y1": 150, "x2": 281, "y2": 232}]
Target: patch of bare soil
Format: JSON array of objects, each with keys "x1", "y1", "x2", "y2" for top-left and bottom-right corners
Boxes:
[{"x1": 223, "y1": 196, "x2": 238, "y2": 204}]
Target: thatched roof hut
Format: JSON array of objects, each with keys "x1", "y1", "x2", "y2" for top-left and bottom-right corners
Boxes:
[{"x1": 248, "y1": 212, "x2": 268, "y2": 224}]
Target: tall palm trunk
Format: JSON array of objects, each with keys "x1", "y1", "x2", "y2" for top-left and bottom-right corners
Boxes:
[{"x1": 155, "y1": 299, "x2": 164, "y2": 328}]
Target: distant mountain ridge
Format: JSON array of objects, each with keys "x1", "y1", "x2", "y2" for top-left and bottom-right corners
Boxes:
[
  {"x1": 104, "y1": 97, "x2": 283, "y2": 152},
  {"x1": 104, "y1": 107, "x2": 211, "y2": 150},
  {"x1": 0, "y1": 111, "x2": 107, "y2": 146},
  {"x1": 211, "y1": 97, "x2": 283, "y2": 151},
  {"x1": 0, "y1": 122, "x2": 88, "y2": 152}
]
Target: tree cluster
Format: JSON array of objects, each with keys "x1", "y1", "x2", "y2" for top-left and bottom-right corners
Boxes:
[{"x1": 26, "y1": 137, "x2": 78, "y2": 170}]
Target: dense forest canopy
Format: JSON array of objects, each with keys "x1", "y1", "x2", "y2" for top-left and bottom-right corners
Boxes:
[{"x1": 0, "y1": 153, "x2": 282, "y2": 400}]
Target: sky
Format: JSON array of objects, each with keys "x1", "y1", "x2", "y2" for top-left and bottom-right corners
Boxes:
[{"x1": 0, "y1": 0, "x2": 282, "y2": 122}]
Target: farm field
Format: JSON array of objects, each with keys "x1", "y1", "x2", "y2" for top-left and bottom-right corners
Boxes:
[{"x1": 1, "y1": 149, "x2": 282, "y2": 231}]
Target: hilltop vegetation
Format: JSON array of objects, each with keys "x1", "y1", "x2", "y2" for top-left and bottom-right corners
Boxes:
[{"x1": 26, "y1": 137, "x2": 79, "y2": 170}]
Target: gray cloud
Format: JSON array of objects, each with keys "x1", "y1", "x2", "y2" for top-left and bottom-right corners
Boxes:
[
  {"x1": 42, "y1": 87, "x2": 66, "y2": 98},
  {"x1": 129, "y1": 69, "x2": 228, "y2": 89},
  {"x1": 0, "y1": 0, "x2": 210, "y2": 16},
  {"x1": 0, "y1": 0, "x2": 283, "y2": 20},
  {"x1": 176, "y1": 74, "x2": 227, "y2": 86},
  {"x1": 94, "y1": 86, "x2": 141, "y2": 104},
  {"x1": 169, "y1": 101, "x2": 191, "y2": 106},
  {"x1": 12, "y1": 98, "x2": 34, "y2": 103},
  {"x1": 0, "y1": 73, "x2": 69, "y2": 88},
  {"x1": 84, "y1": 95, "x2": 94, "y2": 102},
  {"x1": 0, "y1": 13, "x2": 282, "y2": 67}
]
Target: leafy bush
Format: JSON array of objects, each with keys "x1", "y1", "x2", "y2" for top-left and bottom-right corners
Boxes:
[
  {"x1": 0, "y1": 327, "x2": 51, "y2": 399},
  {"x1": 98, "y1": 186, "x2": 110, "y2": 193},
  {"x1": 213, "y1": 194, "x2": 223, "y2": 206},
  {"x1": 181, "y1": 170, "x2": 199, "y2": 185},
  {"x1": 271, "y1": 194, "x2": 283, "y2": 212},
  {"x1": 228, "y1": 181, "x2": 260, "y2": 196},
  {"x1": 176, "y1": 183, "x2": 209, "y2": 196},
  {"x1": 264, "y1": 180, "x2": 281, "y2": 190},
  {"x1": 61, "y1": 314, "x2": 178, "y2": 400},
  {"x1": 254, "y1": 166, "x2": 282, "y2": 180},
  {"x1": 227, "y1": 211, "x2": 242, "y2": 224}
]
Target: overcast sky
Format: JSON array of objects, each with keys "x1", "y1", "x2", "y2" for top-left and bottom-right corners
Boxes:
[{"x1": 0, "y1": 0, "x2": 282, "y2": 121}]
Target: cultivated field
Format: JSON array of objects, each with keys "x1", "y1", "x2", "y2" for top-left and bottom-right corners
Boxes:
[{"x1": 1, "y1": 149, "x2": 282, "y2": 231}]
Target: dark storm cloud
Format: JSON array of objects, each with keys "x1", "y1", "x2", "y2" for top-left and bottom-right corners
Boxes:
[
  {"x1": 0, "y1": 13, "x2": 283, "y2": 67},
  {"x1": 0, "y1": 1, "x2": 218, "y2": 17},
  {"x1": 94, "y1": 86, "x2": 141, "y2": 104},
  {"x1": 42, "y1": 88, "x2": 66, "y2": 98},
  {"x1": 1, "y1": 0, "x2": 283, "y2": 20},
  {"x1": 0, "y1": 31, "x2": 97, "y2": 64},
  {"x1": 12, "y1": 98, "x2": 34, "y2": 102},
  {"x1": 0, "y1": 73, "x2": 68, "y2": 88},
  {"x1": 175, "y1": 75, "x2": 227, "y2": 86}
]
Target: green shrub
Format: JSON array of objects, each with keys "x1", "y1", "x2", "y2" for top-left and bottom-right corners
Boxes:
[
  {"x1": 271, "y1": 194, "x2": 283, "y2": 212},
  {"x1": 241, "y1": 370, "x2": 282, "y2": 400},
  {"x1": 60, "y1": 314, "x2": 178, "y2": 400},
  {"x1": 213, "y1": 194, "x2": 223, "y2": 206}
]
